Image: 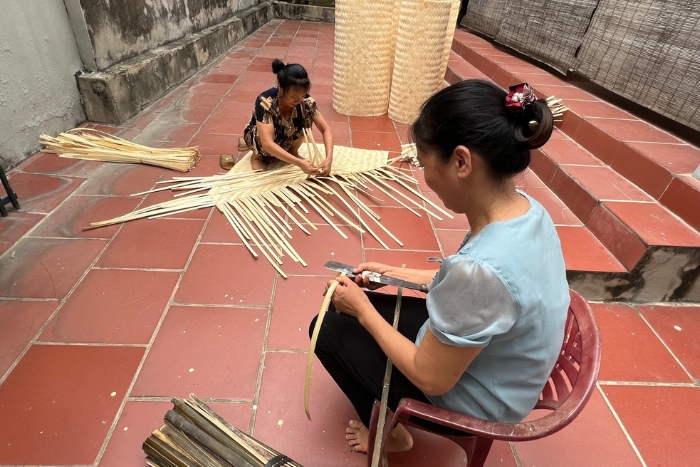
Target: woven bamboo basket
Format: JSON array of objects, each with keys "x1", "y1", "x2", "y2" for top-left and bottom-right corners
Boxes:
[
  {"x1": 333, "y1": 0, "x2": 399, "y2": 116},
  {"x1": 388, "y1": 0, "x2": 459, "y2": 124}
]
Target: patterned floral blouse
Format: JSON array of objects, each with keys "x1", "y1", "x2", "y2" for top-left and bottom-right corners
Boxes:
[{"x1": 243, "y1": 87, "x2": 319, "y2": 163}]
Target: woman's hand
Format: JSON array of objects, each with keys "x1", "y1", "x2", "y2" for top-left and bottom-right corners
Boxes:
[
  {"x1": 297, "y1": 159, "x2": 320, "y2": 175},
  {"x1": 352, "y1": 262, "x2": 393, "y2": 290},
  {"x1": 316, "y1": 157, "x2": 332, "y2": 176},
  {"x1": 325, "y1": 276, "x2": 374, "y2": 322}
]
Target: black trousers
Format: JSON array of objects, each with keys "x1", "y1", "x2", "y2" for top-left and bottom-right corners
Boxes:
[{"x1": 310, "y1": 292, "x2": 431, "y2": 427}]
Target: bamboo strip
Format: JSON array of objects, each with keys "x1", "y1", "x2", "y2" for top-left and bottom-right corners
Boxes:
[
  {"x1": 370, "y1": 287, "x2": 403, "y2": 467},
  {"x1": 303, "y1": 181, "x2": 364, "y2": 232},
  {"x1": 40, "y1": 128, "x2": 200, "y2": 172},
  {"x1": 305, "y1": 274, "x2": 343, "y2": 421},
  {"x1": 238, "y1": 199, "x2": 286, "y2": 258},
  {"x1": 289, "y1": 186, "x2": 348, "y2": 240},
  {"x1": 230, "y1": 200, "x2": 288, "y2": 277},
  {"x1": 243, "y1": 198, "x2": 305, "y2": 266},
  {"x1": 251, "y1": 196, "x2": 292, "y2": 239},
  {"x1": 260, "y1": 193, "x2": 292, "y2": 231},
  {"x1": 219, "y1": 203, "x2": 258, "y2": 258},
  {"x1": 330, "y1": 177, "x2": 391, "y2": 250}
]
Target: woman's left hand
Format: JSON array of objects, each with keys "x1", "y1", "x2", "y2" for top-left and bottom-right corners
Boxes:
[
  {"x1": 316, "y1": 157, "x2": 332, "y2": 176},
  {"x1": 325, "y1": 276, "x2": 373, "y2": 322}
]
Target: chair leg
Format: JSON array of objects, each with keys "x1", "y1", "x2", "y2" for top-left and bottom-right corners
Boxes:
[{"x1": 465, "y1": 437, "x2": 493, "y2": 467}]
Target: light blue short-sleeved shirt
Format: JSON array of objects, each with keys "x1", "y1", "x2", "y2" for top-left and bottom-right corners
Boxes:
[{"x1": 415, "y1": 192, "x2": 570, "y2": 423}]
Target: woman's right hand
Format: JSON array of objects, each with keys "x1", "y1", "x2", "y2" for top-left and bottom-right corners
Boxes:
[
  {"x1": 352, "y1": 262, "x2": 393, "y2": 290},
  {"x1": 297, "y1": 159, "x2": 320, "y2": 175}
]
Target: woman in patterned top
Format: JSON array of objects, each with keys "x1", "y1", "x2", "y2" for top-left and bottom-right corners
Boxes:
[{"x1": 240, "y1": 59, "x2": 334, "y2": 175}]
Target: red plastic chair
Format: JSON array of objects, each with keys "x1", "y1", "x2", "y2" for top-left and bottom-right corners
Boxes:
[{"x1": 367, "y1": 290, "x2": 601, "y2": 467}]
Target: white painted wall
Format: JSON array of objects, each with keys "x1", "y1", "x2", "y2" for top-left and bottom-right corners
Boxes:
[{"x1": 0, "y1": 0, "x2": 85, "y2": 170}]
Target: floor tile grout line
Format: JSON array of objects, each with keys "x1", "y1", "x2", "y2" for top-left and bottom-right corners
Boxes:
[
  {"x1": 633, "y1": 305, "x2": 697, "y2": 384},
  {"x1": 0, "y1": 297, "x2": 60, "y2": 302},
  {"x1": 170, "y1": 302, "x2": 271, "y2": 309},
  {"x1": 509, "y1": 441, "x2": 523, "y2": 467},
  {"x1": 90, "y1": 267, "x2": 184, "y2": 272},
  {"x1": 248, "y1": 18, "x2": 292, "y2": 439},
  {"x1": 596, "y1": 383, "x2": 648, "y2": 467},
  {"x1": 250, "y1": 272, "x2": 280, "y2": 436},
  {"x1": 91, "y1": 187, "x2": 215, "y2": 467},
  {"x1": 127, "y1": 396, "x2": 253, "y2": 404},
  {"x1": 597, "y1": 381, "x2": 697, "y2": 387},
  {"x1": 0, "y1": 212, "x2": 130, "y2": 386},
  {"x1": 32, "y1": 342, "x2": 148, "y2": 347}
]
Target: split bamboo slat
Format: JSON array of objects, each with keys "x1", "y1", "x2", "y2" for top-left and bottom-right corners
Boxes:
[
  {"x1": 388, "y1": 0, "x2": 460, "y2": 124},
  {"x1": 91, "y1": 143, "x2": 452, "y2": 277},
  {"x1": 144, "y1": 395, "x2": 303, "y2": 467},
  {"x1": 40, "y1": 128, "x2": 200, "y2": 172}
]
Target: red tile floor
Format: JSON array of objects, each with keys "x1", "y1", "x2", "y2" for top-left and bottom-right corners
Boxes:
[{"x1": 2, "y1": 19, "x2": 700, "y2": 467}]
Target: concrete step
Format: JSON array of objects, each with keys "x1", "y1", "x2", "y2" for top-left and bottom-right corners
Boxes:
[
  {"x1": 445, "y1": 35, "x2": 700, "y2": 302},
  {"x1": 449, "y1": 29, "x2": 700, "y2": 234}
]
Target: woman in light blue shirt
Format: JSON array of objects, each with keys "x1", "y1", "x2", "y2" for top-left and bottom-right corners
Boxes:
[{"x1": 310, "y1": 79, "x2": 570, "y2": 456}]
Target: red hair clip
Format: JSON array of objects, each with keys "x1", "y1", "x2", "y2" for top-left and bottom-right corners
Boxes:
[{"x1": 505, "y1": 83, "x2": 536, "y2": 113}]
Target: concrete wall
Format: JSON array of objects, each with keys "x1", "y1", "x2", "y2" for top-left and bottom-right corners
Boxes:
[
  {"x1": 0, "y1": 1, "x2": 85, "y2": 171},
  {"x1": 72, "y1": 0, "x2": 265, "y2": 71}
]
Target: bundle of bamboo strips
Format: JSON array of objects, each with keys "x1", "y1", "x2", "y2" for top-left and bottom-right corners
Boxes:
[
  {"x1": 546, "y1": 96, "x2": 568, "y2": 122},
  {"x1": 40, "y1": 128, "x2": 200, "y2": 172},
  {"x1": 91, "y1": 141, "x2": 451, "y2": 277},
  {"x1": 144, "y1": 395, "x2": 303, "y2": 467}
]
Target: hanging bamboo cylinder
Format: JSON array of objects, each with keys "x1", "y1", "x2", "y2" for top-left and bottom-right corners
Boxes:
[
  {"x1": 333, "y1": 0, "x2": 400, "y2": 116},
  {"x1": 388, "y1": 0, "x2": 460, "y2": 124}
]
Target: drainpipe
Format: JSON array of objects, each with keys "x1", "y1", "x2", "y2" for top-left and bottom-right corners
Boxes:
[{"x1": 62, "y1": 0, "x2": 97, "y2": 72}]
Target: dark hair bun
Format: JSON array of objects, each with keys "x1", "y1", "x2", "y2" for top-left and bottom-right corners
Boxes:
[
  {"x1": 271, "y1": 59, "x2": 285, "y2": 74},
  {"x1": 514, "y1": 100, "x2": 554, "y2": 150}
]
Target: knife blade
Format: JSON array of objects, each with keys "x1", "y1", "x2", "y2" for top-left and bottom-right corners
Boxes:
[{"x1": 324, "y1": 261, "x2": 429, "y2": 292}]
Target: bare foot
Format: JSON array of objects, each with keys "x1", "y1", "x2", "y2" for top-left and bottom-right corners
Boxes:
[
  {"x1": 345, "y1": 420, "x2": 413, "y2": 454},
  {"x1": 250, "y1": 153, "x2": 268, "y2": 172}
]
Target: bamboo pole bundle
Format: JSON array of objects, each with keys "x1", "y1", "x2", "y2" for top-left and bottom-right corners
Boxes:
[
  {"x1": 144, "y1": 395, "x2": 303, "y2": 467},
  {"x1": 40, "y1": 128, "x2": 200, "y2": 172},
  {"x1": 91, "y1": 143, "x2": 453, "y2": 277}
]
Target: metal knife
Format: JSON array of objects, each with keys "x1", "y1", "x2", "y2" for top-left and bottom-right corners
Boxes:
[{"x1": 324, "y1": 261, "x2": 429, "y2": 292}]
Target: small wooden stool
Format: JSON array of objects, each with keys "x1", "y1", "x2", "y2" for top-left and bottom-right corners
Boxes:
[{"x1": 0, "y1": 165, "x2": 20, "y2": 216}]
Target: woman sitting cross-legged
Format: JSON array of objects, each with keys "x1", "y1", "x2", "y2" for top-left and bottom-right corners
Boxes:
[
  {"x1": 309, "y1": 79, "x2": 570, "y2": 455},
  {"x1": 232, "y1": 59, "x2": 334, "y2": 175}
]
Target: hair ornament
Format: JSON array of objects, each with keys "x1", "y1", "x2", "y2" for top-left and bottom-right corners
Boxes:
[{"x1": 505, "y1": 83, "x2": 536, "y2": 113}]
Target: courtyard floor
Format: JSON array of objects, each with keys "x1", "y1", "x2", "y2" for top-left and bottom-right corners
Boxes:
[{"x1": 1, "y1": 19, "x2": 700, "y2": 467}]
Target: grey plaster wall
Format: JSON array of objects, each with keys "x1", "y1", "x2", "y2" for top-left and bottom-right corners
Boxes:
[
  {"x1": 0, "y1": 1, "x2": 85, "y2": 171},
  {"x1": 78, "y1": 0, "x2": 265, "y2": 70}
]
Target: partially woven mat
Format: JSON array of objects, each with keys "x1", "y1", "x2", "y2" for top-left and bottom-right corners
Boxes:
[
  {"x1": 333, "y1": 0, "x2": 400, "y2": 116},
  {"x1": 389, "y1": 0, "x2": 460, "y2": 124},
  {"x1": 92, "y1": 144, "x2": 452, "y2": 277}
]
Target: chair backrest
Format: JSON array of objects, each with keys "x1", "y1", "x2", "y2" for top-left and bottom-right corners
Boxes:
[
  {"x1": 388, "y1": 289, "x2": 601, "y2": 443},
  {"x1": 533, "y1": 290, "x2": 601, "y2": 416}
]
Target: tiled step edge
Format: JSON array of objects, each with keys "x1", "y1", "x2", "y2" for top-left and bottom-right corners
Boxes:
[
  {"x1": 449, "y1": 29, "x2": 700, "y2": 233},
  {"x1": 446, "y1": 47, "x2": 700, "y2": 302}
]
